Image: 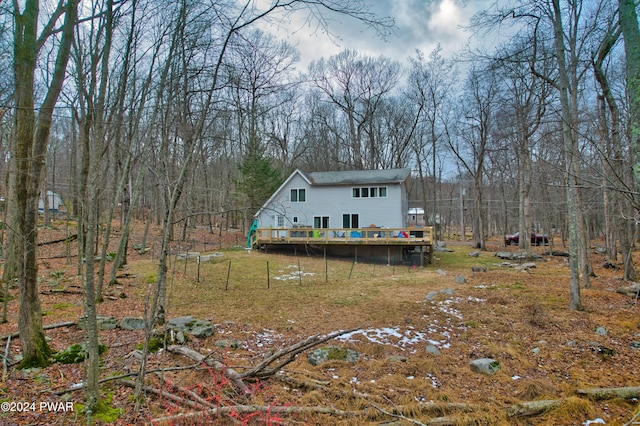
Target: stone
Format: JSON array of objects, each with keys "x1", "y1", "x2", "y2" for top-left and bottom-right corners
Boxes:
[
  {"x1": 307, "y1": 346, "x2": 359, "y2": 366},
  {"x1": 214, "y1": 339, "x2": 243, "y2": 349},
  {"x1": 425, "y1": 345, "x2": 441, "y2": 355},
  {"x1": 470, "y1": 358, "x2": 501, "y2": 375},
  {"x1": 120, "y1": 317, "x2": 146, "y2": 330},
  {"x1": 167, "y1": 316, "x2": 214, "y2": 338},
  {"x1": 471, "y1": 266, "x2": 487, "y2": 272},
  {"x1": 594, "y1": 326, "x2": 607, "y2": 336},
  {"x1": 468, "y1": 251, "x2": 480, "y2": 258},
  {"x1": 387, "y1": 355, "x2": 407, "y2": 363},
  {"x1": 454, "y1": 275, "x2": 467, "y2": 284},
  {"x1": 425, "y1": 291, "x2": 439, "y2": 301},
  {"x1": 77, "y1": 315, "x2": 118, "y2": 330}
]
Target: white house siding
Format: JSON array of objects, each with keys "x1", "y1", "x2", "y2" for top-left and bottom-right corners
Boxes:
[{"x1": 255, "y1": 170, "x2": 408, "y2": 230}]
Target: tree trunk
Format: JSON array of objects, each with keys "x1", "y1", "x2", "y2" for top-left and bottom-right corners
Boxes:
[
  {"x1": 551, "y1": 0, "x2": 582, "y2": 310},
  {"x1": 13, "y1": 0, "x2": 78, "y2": 368}
]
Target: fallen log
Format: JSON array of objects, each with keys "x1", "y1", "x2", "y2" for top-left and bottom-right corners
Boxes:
[
  {"x1": 576, "y1": 386, "x2": 640, "y2": 400},
  {"x1": 151, "y1": 403, "x2": 353, "y2": 424},
  {"x1": 118, "y1": 379, "x2": 210, "y2": 411},
  {"x1": 0, "y1": 321, "x2": 76, "y2": 341},
  {"x1": 38, "y1": 234, "x2": 78, "y2": 246},
  {"x1": 506, "y1": 399, "x2": 562, "y2": 417}
]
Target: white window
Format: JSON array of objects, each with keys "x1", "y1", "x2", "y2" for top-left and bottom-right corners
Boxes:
[{"x1": 291, "y1": 188, "x2": 306, "y2": 202}]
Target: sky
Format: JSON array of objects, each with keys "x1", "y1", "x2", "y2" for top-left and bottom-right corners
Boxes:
[{"x1": 262, "y1": 0, "x2": 482, "y2": 70}]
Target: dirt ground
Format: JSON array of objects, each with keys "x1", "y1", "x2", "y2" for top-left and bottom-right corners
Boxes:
[{"x1": 0, "y1": 221, "x2": 638, "y2": 425}]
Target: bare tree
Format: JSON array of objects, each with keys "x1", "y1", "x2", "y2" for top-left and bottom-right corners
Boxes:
[
  {"x1": 448, "y1": 63, "x2": 499, "y2": 250},
  {"x1": 407, "y1": 46, "x2": 456, "y2": 242},
  {"x1": 309, "y1": 49, "x2": 400, "y2": 169},
  {"x1": 11, "y1": 0, "x2": 78, "y2": 368}
]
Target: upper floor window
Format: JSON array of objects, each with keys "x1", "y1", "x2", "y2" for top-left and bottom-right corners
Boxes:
[
  {"x1": 291, "y1": 188, "x2": 306, "y2": 202},
  {"x1": 352, "y1": 186, "x2": 387, "y2": 198}
]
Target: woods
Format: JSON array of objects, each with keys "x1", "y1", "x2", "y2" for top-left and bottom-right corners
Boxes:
[{"x1": 1, "y1": 0, "x2": 640, "y2": 422}]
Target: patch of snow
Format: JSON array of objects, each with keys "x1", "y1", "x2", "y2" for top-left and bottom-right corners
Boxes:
[{"x1": 583, "y1": 419, "x2": 605, "y2": 425}]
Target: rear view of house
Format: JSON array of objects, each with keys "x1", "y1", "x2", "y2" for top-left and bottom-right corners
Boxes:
[
  {"x1": 251, "y1": 168, "x2": 432, "y2": 265},
  {"x1": 254, "y1": 168, "x2": 411, "y2": 230}
]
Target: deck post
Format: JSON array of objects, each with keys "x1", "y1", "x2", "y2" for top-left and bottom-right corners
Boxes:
[
  {"x1": 420, "y1": 245, "x2": 424, "y2": 267},
  {"x1": 387, "y1": 247, "x2": 390, "y2": 266}
]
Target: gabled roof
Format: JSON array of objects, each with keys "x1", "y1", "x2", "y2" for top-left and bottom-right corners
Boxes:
[
  {"x1": 302, "y1": 168, "x2": 411, "y2": 186},
  {"x1": 254, "y1": 168, "x2": 411, "y2": 218}
]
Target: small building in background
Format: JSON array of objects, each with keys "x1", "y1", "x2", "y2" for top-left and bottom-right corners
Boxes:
[
  {"x1": 408, "y1": 207, "x2": 425, "y2": 226},
  {"x1": 38, "y1": 190, "x2": 66, "y2": 213}
]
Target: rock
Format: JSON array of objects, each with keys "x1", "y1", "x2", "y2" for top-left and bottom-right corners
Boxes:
[
  {"x1": 214, "y1": 339, "x2": 243, "y2": 349},
  {"x1": 630, "y1": 342, "x2": 640, "y2": 349},
  {"x1": 516, "y1": 262, "x2": 537, "y2": 270},
  {"x1": 436, "y1": 269, "x2": 447, "y2": 276},
  {"x1": 594, "y1": 326, "x2": 607, "y2": 336},
  {"x1": 468, "y1": 251, "x2": 480, "y2": 258},
  {"x1": 454, "y1": 275, "x2": 467, "y2": 284},
  {"x1": 532, "y1": 347, "x2": 540, "y2": 354},
  {"x1": 167, "y1": 316, "x2": 214, "y2": 338},
  {"x1": 387, "y1": 355, "x2": 407, "y2": 363},
  {"x1": 425, "y1": 345, "x2": 441, "y2": 355},
  {"x1": 307, "y1": 346, "x2": 359, "y2": 366},
  {"x1": 471, "y1": 266, "x2": 486, "y2": 273},
  {"x1": 470, "y1": 358, "x2": 501, "y2": 375},
  {"x1": 496, "y1": 252, "x2": 544, "y2": 261},
  {"x1": 425, "y1": 288, "x2": 454, "y2": 300},
  {"x1": 78, "y1": 315, "x2": 118, "y2": 330},
  {"x1": 425, "y1": 291, "x2": 440, "y2": 301},
  {"x1": 120, "y1": 317, "x2": 146, "y2": 330}
]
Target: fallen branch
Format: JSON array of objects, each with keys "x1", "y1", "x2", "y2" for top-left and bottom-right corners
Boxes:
[
  {"x1": 0, "y1": 321, "x2": 76, "y2": 341},
  {"x1": 38, "y1": 234, "x2": 78, "y2": 246},
  {"x1": 166, "y1": 345, "x2": 252, "y2": 395},
  {"x1": 238, "y1": 327, "x2": 361, "y2": 380},
  {"x1": 118, "y1": 379, "x2": 210, "y2": 411},
  {"x1": 50, "y1": 365, "x2": 197, "y2": 395},
  {"x1": 576, "y1": 386, "x2": 640, "y2": 400},
  {"x1": 151, "y1": 403, "x2": 352, "y2": 424},
  {"x1": 506, "y1": 399, "x2": 562, "y2": 417}
]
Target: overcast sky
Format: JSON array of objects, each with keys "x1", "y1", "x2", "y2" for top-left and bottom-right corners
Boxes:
[{"x1": 263, "y1": 0, "x2": 484, "y2": 70}]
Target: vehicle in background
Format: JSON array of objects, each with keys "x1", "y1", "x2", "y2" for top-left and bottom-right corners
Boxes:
[{"x1": 504, "y1": 231, "x2": 549, "y2": 246}]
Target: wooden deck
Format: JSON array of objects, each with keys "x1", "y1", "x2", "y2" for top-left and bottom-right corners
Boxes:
[{"x1": 250, "y1": 226, "x2": 434, "y2": 265}]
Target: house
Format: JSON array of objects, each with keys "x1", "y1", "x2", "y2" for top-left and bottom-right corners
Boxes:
[
  {"x1": 253, "y1": 168, "x2": 412, "y2": 231},
  {"x1": 38, "y1": 190, "x2": 66, "y2": 213},
  {"x1": 408, "y1": 207, "x2": 425, "y2": 226},
  {"x1": 251, "y1": 168, "x2": 433, "y2": 265}
]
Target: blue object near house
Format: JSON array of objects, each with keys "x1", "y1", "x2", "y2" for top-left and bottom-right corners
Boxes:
[{"x1": 247, "y1": 219, "x2": 258, "y2": 248}]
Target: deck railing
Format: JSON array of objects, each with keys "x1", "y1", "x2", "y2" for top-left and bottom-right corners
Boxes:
[{"x1": 250, "y1": 226, "x2": 433, "y2": 247}]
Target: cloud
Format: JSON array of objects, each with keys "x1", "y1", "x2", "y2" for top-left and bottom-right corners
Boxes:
[{"x1": 257, "y1": 0, "x2": 476, "y2": 70}]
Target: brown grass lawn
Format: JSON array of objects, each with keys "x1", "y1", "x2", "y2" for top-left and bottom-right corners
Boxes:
[{"x1": 0, "y1": 225, "x2": 639, "y2": 425}]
